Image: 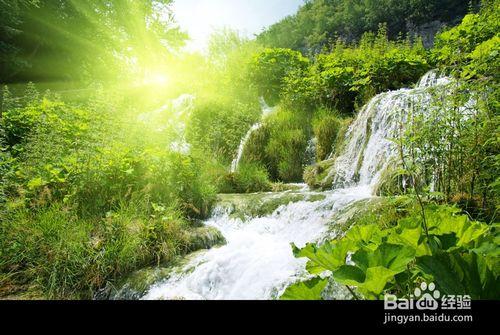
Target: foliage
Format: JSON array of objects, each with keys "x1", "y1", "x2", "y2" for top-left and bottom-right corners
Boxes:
[
  {"x1": 257, "y1": 0, "x2": 475, "y2": 52},
  {"x1": 312, "y1": 108, "x2": 343, "y2": 161},
  {"x1": 249, "y1": 48, "x2": 309, "y2": 105},
  {"x1": 0, "y1": 0, "x2": 187, "y2": 83},
  {"x1": 389, "y1": 2, "x2": 500, "y2": 221},
  {"x1": 0, "y1": 85, "x2": 218, "y2": 298},
  {"x1": 395, "y1": 82, "x2": 499, "y2": 221},
  {"x1": 282, "y1": 28, "x2": 430, "y2": 115},
  {"x1": 186, "y1": 95, "x2": 260, "y2": 165},
  {"x1": 217, "y1": 163, "x2": 272, "y2": 194},
  {"x1": 433, "y1": 1, "x2": 499, "y2": 80},
  {"x1": 0, "y1": 0, "x2": 498, "y2": 302},
  {"x1": 242, "y1": 106, "x2": 311, "y2": 182},
  {"x1": 282, "y1": 202, "x2": 499, "y2": 300},
  {"x1": 0, "y1": 0, "x2": 39, "y2": 81},
  {"x1": 0, "y1": 202, "x2": 192, "y2": 299}
]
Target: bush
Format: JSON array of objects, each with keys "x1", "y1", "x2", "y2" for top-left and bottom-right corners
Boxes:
[
  {"x1": 250, "y1": 48, "x2": 309, "y2": 105},
  {"x1": 282, "y1": 200, "x2": 500, "y2": 300},
  {"x1": 186, "y1": 95, "x2": 261, "y2": 164},
  {"x1": 240, "y1": 106, "x2": 311, "y2": 183},
  {"x1": 433, "y1": 2, "x2": 500, "y2": 79},
  {"x1": 312, "y1": 109, "x2": 343, "y2": 161},
  {"x1": 2, "y1": 98, "x2": 217, "y2": 220},
  {"x1": 281, "y1": 27, "x2": 429, "y2": 114},
  {"x1": 217, "y1": 162, "x2": 271, "y2": 194},
  {"x1": 0, "y1": 90, "x2": 224, "y2": 299}
]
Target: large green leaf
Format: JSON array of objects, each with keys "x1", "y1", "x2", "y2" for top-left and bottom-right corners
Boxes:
[
  {"x1": 473, "y1": 239, "x2": 500, "y2": 277},
  {"x1": 352, "y1": 243, "x2": 416, "y2": 273},
  {"x1": 387, "y1": 225, "x2": 431, "y2": 257},
  {"x1": 331, "y1": 243, "x2": 415, "y2": 299},
  {"x1": 344, "y1": 224, "x2": 387, "y2": 251},
  {"x1": 333, "y1": 265, "x2": 397, "y2": 299},
  {"x1": 280, "y1": 277, "x2": 328, "y2": 300},
  {"x1": 416, "y1": 251, "x2": 500, "y2": 299},
  {"x1": 362, "y1": 267, "x2": 399, "y2": 298},
  {"x1": 292, "y1": 239, "x2": 356, "y2": 274},
  {"x1": 332, "y1": 265, "x2": 366, "y2": 286},
  {"x1": 426, "y1": 206, "x2": 489, "y2": 248}
]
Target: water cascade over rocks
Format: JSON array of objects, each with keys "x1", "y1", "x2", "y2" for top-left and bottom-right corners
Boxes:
[
  {"x1": 122, "y1": 71, "x2": 451, "y2": 300},
  {"x1": 327, "y1": 70, "x2": 451, "y2": 188},
  {"x1": 230, "y1": 97, "x2": 276, "y2": 173},
  {"x1": 137, "y1": 94, "x2": 195, "y2": 154}
]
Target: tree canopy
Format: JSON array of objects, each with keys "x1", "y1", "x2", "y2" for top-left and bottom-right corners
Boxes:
[
  {"x1": 257, "y1": 0, "x2": 477, "y2": 53},
  {"x1": 0, "y1": 0, "x2": 187, "y2": 83}
]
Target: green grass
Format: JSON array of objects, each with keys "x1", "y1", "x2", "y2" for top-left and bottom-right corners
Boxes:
[
  {"x1": 0, "y1": 201, "x2": 220, "y2": 299},
  {"x1": 217, "y1": 162, "x2": 272, "y2": 194}
]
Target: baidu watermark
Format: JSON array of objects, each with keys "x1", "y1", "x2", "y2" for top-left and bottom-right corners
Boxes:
[{"x1": 383, "y1": 282, "x2": 473, "y2": 325}]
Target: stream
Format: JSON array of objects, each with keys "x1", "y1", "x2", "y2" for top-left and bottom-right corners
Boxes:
[{"x1": 110, "y1": 70, "x2": 451, "y2": 300}]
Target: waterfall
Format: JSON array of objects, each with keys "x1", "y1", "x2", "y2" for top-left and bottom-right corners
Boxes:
[
  {"x1": 304, "y1": 137, "x2": 318, "y2": 166},
  {"x1": 141, "y1": 186, "x2": 373, "y2": 300},
  {"x1": 230, "y1": 97, "x2": 275, "y2": 173},
  {"x1": 128, "y1": 71, "x2": 451, "y2": 301},
  {"x1": 137, "y1": 94, "x2": 194, "y2": 154},
  {"x1": 169, "y1": 94, "x2": 195, "y2": 154},
  {"x1": 327, "y1": 70, "x2": 451, "y2": 189}
]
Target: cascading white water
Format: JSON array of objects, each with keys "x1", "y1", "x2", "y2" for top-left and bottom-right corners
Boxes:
[
  {"x1": 141, "y1": 71, "x2": 450, "y2": 300},
  {"x1": 305, "y1": 137, "x2": 318, "y2": 166},
  {"x1": 230, "y1": 97, "x2": 275, "y2": 173},
  {"x1": 143, "y1": 186, "x2": 372, "y2": 300},
  {"x1": 137, "y1": 94, "x2": 194, "y2": 154},
  {"x1": 169, "y1": 94, "x2": 195, "y2": 154},
  {"x1": 328, "y1": 70, "x2": 451, "y2": 188}
]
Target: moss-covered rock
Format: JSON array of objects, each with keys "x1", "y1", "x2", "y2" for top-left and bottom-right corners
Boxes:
[
  {"x1": 323, "y1": 196, "x2": 417, "y2": 241},
  {"x1": 303, "y1": 117, "x2": 354, "y2": 190},
  {"x1": 216, "y1": 191, "x2": 327, "y2": 220},
  {"x1": 185, "y1": 226, "x2": 226, "y2": 252},
  {"x1": 304, "y1": 159, "x2": 336, "y2": 190},
  {"x1": 104, "y1": 266, "x2": 174, "y2": 300},
  {"x1": 270, "y1": 183, "x2": 306, "y2": 192},
  {"x1": 97, "y1": 225, "x2": 226, "y2": 300}
]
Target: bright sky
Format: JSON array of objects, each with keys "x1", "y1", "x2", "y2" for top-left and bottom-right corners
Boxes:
[{"x1": 172, "y1": 0, "x2": 304, "y2": 52}]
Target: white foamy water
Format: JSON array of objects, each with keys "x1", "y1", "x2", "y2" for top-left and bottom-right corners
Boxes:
[
  {"x1": 328, "y1": 70, "x2": 452, "y2": 188},
  {"x1": 137, "y1": 94, "x2": 195, "y2": 154},
  {"x1": 141, "y1": 71, "x2": 451, "y2": 300},
  {"x1": 143, "y1": 186, "x2": 372, "y2": 300}
]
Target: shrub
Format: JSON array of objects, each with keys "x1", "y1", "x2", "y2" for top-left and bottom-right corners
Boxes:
[
  {"x1": 240, "y1": 106, "x2": 311, "y2": 183},
  {"x1": 264, "y1": 108, "x2": 310, "y2": 182},
  {"x1": 217, "y1": 162, "x2": 271, "y2": 194},
  {"x1": 282, "y1": 200, "x2": 500, "y2": 300},
  {"x1": 280, "y1": 27, "x2": 429, "y2": 114},
  {"x1": 186, "y1": 95, "x2": 261, "y2": 164},
  {"x1": 312, "y1": 108, "x2": 343, "y2": 161},
  {"x1": 2, "y1": 99, "x2": 217, "y2": 220},
  {"x1": 250, "y1": 48, "x2": 309, "y2": 105}
]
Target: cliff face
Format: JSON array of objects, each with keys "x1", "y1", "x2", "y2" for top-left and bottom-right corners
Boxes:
[
  {"x1": 407, "y1": 17, "x2": 463, "y2": 48},
  {"x1": 407, "y1": 20, "x2": 445, "y2": 48}
]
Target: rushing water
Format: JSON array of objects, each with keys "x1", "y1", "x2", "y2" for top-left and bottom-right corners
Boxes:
[
  {"x1": 230, "y1": 97, "x2": 276, "y2": 173},
  {"x1": 137, "y1": 94, "x2": 194, "y2": 154},
  {"x1": 328, "y1": 70, "x2": 451, "y2": 188},
  {"x1": 142, "y1": 186, "x2": 372, "y2": 300},
  {"x1": 137, "y1": 71, "x2": 450, "y2": 300}
]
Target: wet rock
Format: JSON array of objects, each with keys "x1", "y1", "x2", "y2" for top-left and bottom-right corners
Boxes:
[
  {"x1": 186, "y1": 226, "x2": 227, "y2": 252},
  {"x1": 216, "y1": 191, "x2": 327, "y2": 220}
]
